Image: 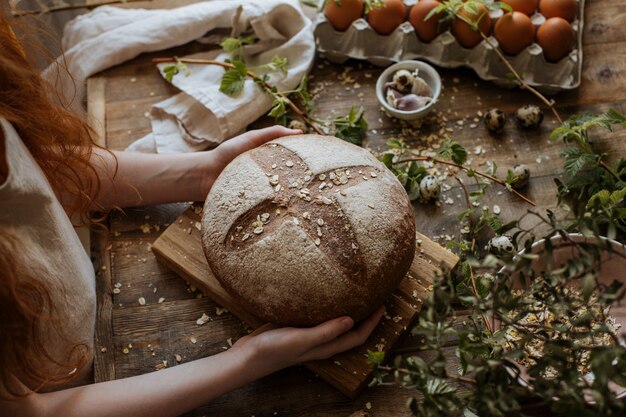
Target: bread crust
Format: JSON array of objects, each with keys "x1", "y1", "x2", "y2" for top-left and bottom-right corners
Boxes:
[{"x1": 201, "y1": 134, "x2": 415, "y2": 326}]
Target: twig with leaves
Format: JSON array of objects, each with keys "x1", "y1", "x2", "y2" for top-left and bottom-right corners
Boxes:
[
  {"x1": 154, "y1": 36, "x2": 369, "y2": 145},
  {"x1": 380, "y1": 139, "x2": 537, "y2": 206}
]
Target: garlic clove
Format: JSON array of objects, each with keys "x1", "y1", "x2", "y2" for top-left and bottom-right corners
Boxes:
[
  {"x1": 386, "y1": 88, "x2": 403, "y2": 108},
  {"x1": 395, "y1": 94, "x2": 432, "y2": 111},
  {"x1": 410, "y1": 76, "x2": 432, "y2": 97}
]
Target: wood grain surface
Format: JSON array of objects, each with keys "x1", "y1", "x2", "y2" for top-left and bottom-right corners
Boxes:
[{"x1": 87, "y1": 0, "x2": 626, "y2": 415}]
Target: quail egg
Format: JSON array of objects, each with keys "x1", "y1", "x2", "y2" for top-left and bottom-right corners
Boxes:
[
  {"x1": 288, "y1": 119, "x2": 308, "y2": 133},
  {"x1": 392, "y1": 69, "x2": 416, "y2": 94},
  {"x1": 510, "y1": 164, "x2": 530, "y2": 189},
  {"x1": 419, "y1": 175, "x2": 441, "y2": 202},
  {"x1": 516, "y1": 105, "x2": 544, "y2": 129},
  {"x1": 484, "y1": 108, "x2": 507, "y2": 133},
  {"x1": 487, "y1": 235, "x2": 515, "y2": 255}
]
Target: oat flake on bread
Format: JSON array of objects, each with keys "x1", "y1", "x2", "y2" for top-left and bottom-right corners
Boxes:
[{"x1": 201, "y1": 134, "x2": 416, "y2": 326}]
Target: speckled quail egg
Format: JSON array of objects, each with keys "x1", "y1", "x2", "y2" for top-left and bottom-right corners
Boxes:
[
  {"x1": 487, "y1": 235, "x2": 515, "y2": 255},
  {"x1": 288, "y1": 119, "x2": 308, "y2": 132},
  {"x1": 516, "y1": 105, "x2": 544, "y2": 129},
  {"x1": 392, "y1": 69, "x2": 416, "y2": 94},
  {"x1": 484, "y1": 108, "x2": 507, "y2": 133},
  {"x1": 419, "y1": 175, "x2": 441, "y2": 202},
  {"x1": 510, "y1": 163, "x2": 530, "y2": 189}
]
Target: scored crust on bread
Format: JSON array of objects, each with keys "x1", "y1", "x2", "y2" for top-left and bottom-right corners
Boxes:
[{"x1": 201, "y1": 134, "x2": 415, "y2": 326}]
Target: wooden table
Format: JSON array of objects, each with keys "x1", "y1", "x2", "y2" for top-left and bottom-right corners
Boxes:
[{"x1": 88, "y1": 1, "x2": 626, "y2": 415}]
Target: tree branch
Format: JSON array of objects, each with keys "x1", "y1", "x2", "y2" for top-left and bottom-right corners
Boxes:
[
  {"x1": 152, "y1": 57, "x2": 324, "y2": 135},
  {"x1": 395, "y1": 156, "x2": 537, "y2": 206}
]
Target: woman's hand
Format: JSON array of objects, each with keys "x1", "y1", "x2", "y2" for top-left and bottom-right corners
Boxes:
[
  {"x1": 232, "y1": 307, "x2": 385, "y2": 375},
  {"x1": 198, "y1": 125, "x2": 302, "y2": 199}
]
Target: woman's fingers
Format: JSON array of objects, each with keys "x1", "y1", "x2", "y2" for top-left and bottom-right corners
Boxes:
[
  {"x1": 215, "y1": 125, "x2": 302, "y2": 164},
  {"x1": 300, "y1": 306, "x2": 385, "y2": 362},
  {"x1": 297, "y1": 316, "x2": 355, "y2": 348},
  {"x1": 248, "y1": 323, "x2": 277, "y2": 337}
]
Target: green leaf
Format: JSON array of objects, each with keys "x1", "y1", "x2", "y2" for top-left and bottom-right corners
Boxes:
[
  {"x1": 333, "y1": 106, "x2": 368, "y2": 146},
  {"x1": 561, "y1": 147, "x2": 598, "y2": 176},
  {"x1": 257, "y1": 56, "x2": 289, "y2": 77},
  {"x1": 425, "y1": 377, "x2": 456, "y2": 395},
  {"x1": 219, "y1": 60, "x2": 248, "y2": 96},
  {"x1": 220, "y1": 35, "x2": 256, "y2": 55},
  {"x1": 438, "y1": 140, "x2": 468, "y2": 165},
  {"x1": 586, "y1": 189, "x2": 611, "y2": 209},
  {"x1": 268, "y1": 97, "x2": 290, "y2": 125},
  {"x1": 300, "y1": 0, "x2": 320, "y2": 8},
  {"x1": 581, "y1": 272, "x2": 596, "y2": 301},
  {"x1": 367, "y1": 350, "x2": 385, "y2": 365},
  {"x1": 162, "y1": 58, "x2": 190, "y2": 83},
  {"x1": 551, "y1": 109, "x2": 626, "y2": 144},
  {"x1": 295, "y1": 76, "x2": 314, "y2": 112},
  {"x1": 379, "y1": 153, "x2": 395, "y2": 169}
]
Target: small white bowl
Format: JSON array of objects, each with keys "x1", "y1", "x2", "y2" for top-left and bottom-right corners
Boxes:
[{"x1": 376, "y1": 60, "x2": 442, "y2": 121}]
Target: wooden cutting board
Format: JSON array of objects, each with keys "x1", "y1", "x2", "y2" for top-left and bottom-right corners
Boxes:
[{"x1": 152, "y1": 204, "x2": 458, "y2": 398}]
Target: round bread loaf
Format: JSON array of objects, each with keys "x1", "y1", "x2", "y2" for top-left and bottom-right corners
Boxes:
[{"x1": 201, "y1": 134, "x2": 415, "y2": 326}]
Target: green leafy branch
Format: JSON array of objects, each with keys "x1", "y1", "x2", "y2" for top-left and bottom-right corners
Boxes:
[
  {"x1": 155, "y1": 39, "x2": 369, "y2": 144},
  {"x1": 381, "y1": 139, "x2": 536, "y2": 206},
  {"x1": 155, "y1": 56, "x2": 324, "y2": 134},
  {"x1": 552, "y1": 109, "x2": 626, "y2": 239}
]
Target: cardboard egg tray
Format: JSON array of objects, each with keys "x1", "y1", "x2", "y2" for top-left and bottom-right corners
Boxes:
[{"x1": 314, "y1": 0, "x2": 585, "y2": 93}]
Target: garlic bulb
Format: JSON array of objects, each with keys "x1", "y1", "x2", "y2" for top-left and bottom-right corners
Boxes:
[
  {"x1": 396, "y1": 94, "x2": 432, "y2": 111},
  {"x1": 385, "y1": 68, "x2": 434, "y2": 113}
]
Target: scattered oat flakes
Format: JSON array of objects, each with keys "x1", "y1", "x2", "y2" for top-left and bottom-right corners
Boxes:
[
  {"x1": 138, "y1": 297, "x2": 146, "y2": 306},
  {"x1": 196, "y1": 313, "x2": 210, "y2": 326}
]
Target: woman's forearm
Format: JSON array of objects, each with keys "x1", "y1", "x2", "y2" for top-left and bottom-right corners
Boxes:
[
  {"x1": 7, "y1": 348, "x2": 264, "y2": 417},
  {"x1": 89, "y1": 149, "x2": 214, "y2": 210}
]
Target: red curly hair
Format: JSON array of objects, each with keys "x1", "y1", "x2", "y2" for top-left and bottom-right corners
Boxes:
[{"x1": 0, "y1": 9, "x2": 105, "y2": 397}]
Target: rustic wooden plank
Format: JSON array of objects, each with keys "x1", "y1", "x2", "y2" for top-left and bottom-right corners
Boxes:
[
  {"x1": 92, "y1": 231, "x2": 116, "y2": 383},
  {"x1": 152, "y1": 205, "x2": 459, "y2": 397},
  {"x1": 87, "y1": 76, "x2": 107, "y2": 147},
  {"x1": 583, "y1": 0, "x2": 626, "y2": 45}
]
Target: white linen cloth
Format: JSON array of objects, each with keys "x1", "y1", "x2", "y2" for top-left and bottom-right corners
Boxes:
[{"x1": 48, "y1": 0, "x2": 315, "y2": 153}]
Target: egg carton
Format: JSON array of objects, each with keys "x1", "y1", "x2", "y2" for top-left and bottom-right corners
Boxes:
[{"x1": 313, "y1": 0, "x2": 585, "y2": 93}]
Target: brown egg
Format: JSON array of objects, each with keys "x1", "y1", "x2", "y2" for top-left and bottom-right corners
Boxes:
[
  {"x1": 367, "y1": 0, "x2": 407, "y2": 36},
  {"x1": 494, "y1": 11, "x2": 534, "y2": 56},
  {"x1": 409, "y1": 0, "x2": 448, "y2": 43},
  {"x1": 537, "y1": 17, "x2": 575, "y2": 62},
  {"x1": 539, "y1": 0, "x2": 577, "y2": 22},
  {"x1": 452, "y1": 3, "x2": 492, "y2": 49},
  {"x1": 324, "y1": 0, "x2": 365, "y2": 31},
  {"x1": 501, "y1": 0, "x2": 538, "y2": 16}
]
